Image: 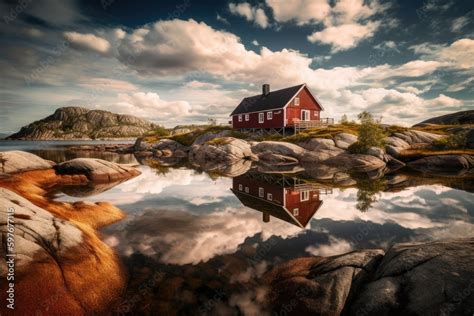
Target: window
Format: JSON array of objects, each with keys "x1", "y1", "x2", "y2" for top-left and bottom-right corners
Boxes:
[
  {"x1": 245, "y1": 114, "x2": 249, "y2": 121},
  {"x1": 294, "y1": 97, "x2": 300, "y2": 106},
  {"x1": 267, "y1": 193, "x2": 273, "y2": 201},
  {"x1": 238, "y1": 184, "x2": 243, "y2": 191},
  {"x1": 245, "y1": 186, "x2": 249, "y2": 193},
  {"x1": 259, "y1": 187, "x2": 264, "y2": 198},
  {"x1": 300, "y1": 190, "x2": 310, "y2": 201},
  {"x1": 258, "y1": 112, "x2": 264, "y2": 123},
  {"x1": 267, "y1": 111, "x2": 273, "y2": 120},
  {"x1": 314, "y1": 111, "x2": 318, "y2": 117},
  {"x1": 293, "y1": 208, "x2": 299, "y2": 216},
  {"x1": 238, "y1": 115, "x2": 242, "y2": 122}
]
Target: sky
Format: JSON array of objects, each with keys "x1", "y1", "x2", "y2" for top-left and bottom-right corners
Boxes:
[{"x1": 0, "y1": 0, "x2": 473, "y2": 132}]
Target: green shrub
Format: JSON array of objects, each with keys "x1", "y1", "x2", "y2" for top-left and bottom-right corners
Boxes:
[
  {"x1": 354, "y1": 111, "x2": 386, "y2": 153},
  {"x1": 340, "y1": 114, "x2": 349, "y2": 124},
  {"x1": 149, "y1": 126, "x2": 170, "y2": 137},
  {"x1": 433, "y1": 132, "x2": 468, "y2": 150}
]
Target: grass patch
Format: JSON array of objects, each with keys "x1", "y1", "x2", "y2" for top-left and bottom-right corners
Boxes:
[{"x1": 144, "y1": 125, "x2": 232, "y2": 146}]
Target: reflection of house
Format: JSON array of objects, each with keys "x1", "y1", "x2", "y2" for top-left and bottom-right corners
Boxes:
[{"x1": 231, "y1": 172, "x2": 331, "y2": 228}]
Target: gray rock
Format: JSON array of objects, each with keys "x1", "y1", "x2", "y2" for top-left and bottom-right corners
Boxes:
[
  {"x1": 349, "y1": 238, "x2": 474, "y2": 316},
  {"x1": 0, "y1": 150, "x2": 55, "y2": 174},
  {"x1": 394, "y1": 130, "x2": 442, "y2": 144},
  {"x1": 265, "y1": 249, "x2": 384, "y2": 316},
  {"x1": 334, "y1": 133, "x2": 358, "y2": 149},
  {"x1": 55, "y1": 158, "x2": 141, "y2": 182},
  {"x1": 153, "y1": 139, "x2": 188, "y2": 153},
  {"x1": 326, "y1": 154, "x2": 386, "y2": 173},
  {"x1": 258, "y1": 152, "x2": 300, "y2": 165},
  {"x1": 299, "y1": 138, "x2": 338, "y2": 151},
  {"x1": 367, "y1": 146, "x2": 385, "y2": 160},
  {"x1": 0, "y1": 188, "x2": 83, "y2": 269},
  {"x1": 190, "y1": 137, "x2": 256, "y2": 165},
  {"x1": 408, "y1": 154, "x2": 474, "y2": 175},
  {"x1": 193, "y1": 130, "x2": 232, "y2": 146}
]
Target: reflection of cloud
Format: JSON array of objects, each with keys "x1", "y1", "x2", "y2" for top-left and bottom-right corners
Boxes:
[
  {"x1": 305, "y1": 237, "x2": 353, "y2": 257},
  {"x1": 315, "y1": 185, "x2": 463, "y2": 230},
  {"x1": 104, "y1": 207, "x2": 300, "y2": 265}
]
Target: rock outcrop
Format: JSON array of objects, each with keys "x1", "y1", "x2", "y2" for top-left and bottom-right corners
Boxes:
[
  {"x1": 7, "y1": 107, "x2": 157, "y2": 140},
  {"x1": 384, "y1": 130, "x2": 442, "y2": 157},
  {"x1": 0, "y1": 150, "x2": 55, "y2": 174},
  {"x1": 408, "y1": 154, "x2": 474, "y2": 176},
  {"x1": 55, "y1": 158, "x2": 141, "y2": 182},
  {"x1": 264, "y1": 238, "x2": 474, "y2": 316},
  {"x1": 325, "y1": 154, "x2": 387, "y2": 173},
  {"x1": 190, "y1": 137, "x2": 257, "y2": 166},
  {"x1": 415, "y1": 110, "x2": 474, "y2": 126}
]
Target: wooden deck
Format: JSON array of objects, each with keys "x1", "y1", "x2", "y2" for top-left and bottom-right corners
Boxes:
[{"x1": 291, "y1": 118, "x2": 335, "y2": 134}]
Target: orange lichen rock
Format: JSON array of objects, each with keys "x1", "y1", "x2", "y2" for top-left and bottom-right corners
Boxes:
[{"x1": 0, "y1": 168, "x2": 135, "y2": 315}]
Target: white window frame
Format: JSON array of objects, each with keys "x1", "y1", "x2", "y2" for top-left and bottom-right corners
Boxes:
[
  {"x1": 267, "y1": 111, "x2": 273, "y2": 120},
  {"x1": 259, "y1": 187, "x2": 264, "y2": 198},
  {"x1": 267, "y1": 193, "x2": 273, "y2": 201},
  {"x1": 238, "y1": 115, "x2": 242, "y2": 122},
  {"x1": 294, "y1": 97, "x2": 300, "y2": 106},
  {"x1": 293, "y1": 208, "x2": 299, "y2": 216},
  {"x1": 245, "y1": 186, "x2": 249, "y2": 193},
  {"x1": 300, "y1": 190, "x2": 310, "y2": 201},
  {"x1": 238, "y1": 184, "x2": 243, "y2": 191},
  {"x1": 258, "y1": 112, "x2": 264, "y2": 123},
  {"x1": 314, "y1": 111, "x2": 318, "y2": 117},
  {"x1": 301, "y1": 110, "x2": 310, "y2": 121},
  {"x1": 245, "y1": 114, "x2": 249, "y2": 121}
]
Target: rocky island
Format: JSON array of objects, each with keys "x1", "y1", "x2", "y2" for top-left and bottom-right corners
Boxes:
[{"x1": 7, "y1": 107, "x2": 158, "y2": 140}]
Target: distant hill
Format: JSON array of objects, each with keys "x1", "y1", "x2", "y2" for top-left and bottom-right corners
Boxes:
[
  {"x1": 415, "y1": 110, "x2": 474, "y2": 126},
  {"x1": 8, "y1": 107, "x2": 158, "y2": 140}
]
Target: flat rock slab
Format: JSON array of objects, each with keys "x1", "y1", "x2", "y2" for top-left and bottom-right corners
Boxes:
[
  {"x1": 55, "y1": 158, "x2": 141, "y2": 182},
  {"x1": 0, "y1": 150, "x2": 55, "y2": 174}
]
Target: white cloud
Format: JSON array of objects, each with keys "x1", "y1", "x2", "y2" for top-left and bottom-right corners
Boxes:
[
  {"x1": 427, "y1": 94, "x2": 463, "y2": 107},
  {"x1": 411, "y1": 38, "x2": 474, "y2": 70},
  {"x1": 229, "y1": 2, "x2": 269, "y2": 28},
  {"x1": 78, "y1": 78, "x2": 138, "y2": 91},
  {"x1": 265, "y1": 0, "x2": 330, "y2": 25},
  {"x1": 64, "y1": 31, "x2": 111, "y2": 54},
  {"x1": 267, "y1": 0, "x2": 392, "y2": 52},
  {"x1": 184, "y1": 80, "x2": 221, "y2": 89},
  {"x1": 252, "y1": 40, "x2": 260, "y2": 46},
  {"x1": 216, "y1": 13, "x2": 230, "y2": 25},
  {"x1": 305, "y1": 237, "x2": 353, "y2": 256},
  {"x1": 308, "y1": 22, "x2": 380, "y2": 52},
  {"x1": 112, "y1": 92, "x2": 192, "y2": 120}
]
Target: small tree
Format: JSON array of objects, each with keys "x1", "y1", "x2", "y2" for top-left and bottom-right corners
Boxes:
[
  {"x1": 340, "y1": 114, "x2": 349, "y2": 124},
  {"x1": 349, "y1": 111, "x2": 386, "y2": 154}
]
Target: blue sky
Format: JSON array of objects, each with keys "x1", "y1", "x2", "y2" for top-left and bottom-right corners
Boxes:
[{"x1": 0, "y1": 0, "x2": 473, "y2": 132}]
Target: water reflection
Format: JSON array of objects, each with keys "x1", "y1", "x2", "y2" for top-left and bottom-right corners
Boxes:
[{"x1": 231, "y1": 172, "x2": 329, "y2": 228}]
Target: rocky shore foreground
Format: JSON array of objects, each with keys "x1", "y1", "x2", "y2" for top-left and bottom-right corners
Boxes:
[
  {"x1": 0, "y1": 151, "x2": 141, "y2": 315},
  {"x1": 0, "y1": 150, "x2": 473, "y2": 315}
]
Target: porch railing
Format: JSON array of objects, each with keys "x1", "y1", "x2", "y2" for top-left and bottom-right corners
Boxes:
[{"x1": 292, "y1": 118, "x2": 334, "y2": 133}]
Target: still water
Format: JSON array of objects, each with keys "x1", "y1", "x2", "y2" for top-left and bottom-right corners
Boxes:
[{"x1": 2, "y1": 142, "x2": 473, "y2": 315}]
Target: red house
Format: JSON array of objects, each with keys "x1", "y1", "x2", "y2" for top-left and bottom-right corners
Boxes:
[
  {"x1": 230, "y1": 83, "x2": 327, "y2": 133},
  {"x1": 231, "y1": 172, "x2": 327, "y2": 228}
]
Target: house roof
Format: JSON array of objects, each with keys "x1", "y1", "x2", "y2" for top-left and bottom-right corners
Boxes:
[{"x1": 230, "y1": 83, "x2": 305, "y2": 116}]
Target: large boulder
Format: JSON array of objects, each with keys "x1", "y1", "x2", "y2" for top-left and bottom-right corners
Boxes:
[
  {"x1": 190, "y1": 137, "x2": 257, "y2": 165},
  {"x1": 252, "y1": 141, "x2": 306, "y2": 158},
  {"x1": 393, "y1": 130, "x2": 442, "y2": 144},
  {"x1": 0, "y1": 188, "x2": 125, "y2": 314},
  {"x1": 325, "y1": 154, "x2": 386, "y2": 173},
  {"x1": 348, "y1": 238, "x2": 474, "y2": 315},
  {"x1": 193, "y1": 130, "x2": 232, "y2": 146},
  {"x1": 408, "y1": 154, "x2": 474, "y2": 175},
  {"x1": 153, "y1": 139, "x2": 189, "y2": 153},
  {"x1": 299, "y1": 138, "x2": 345, "y2": 159},
  {"x1": 333, "y1": 133, "x2": 358, "y2": 150},
  {"x1": 0, "y1": 150, "x2": 54, "y2": 174},
  {"x1": 54, "y1": 158, "x2": 141, "y2": 182},
  {"x1": 384, "y1": 136, "x2": 411, "y2": 157},
  {"x1": 264, "y1": 249, "x2": 384, "y2": 316}
]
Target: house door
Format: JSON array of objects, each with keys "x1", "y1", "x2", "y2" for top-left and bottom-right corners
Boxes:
[{"x1": 301, "y1": 110, "x2": 310, "y2": 121}]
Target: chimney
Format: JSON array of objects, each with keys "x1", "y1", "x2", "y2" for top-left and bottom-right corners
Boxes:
[{"x1": 262, "y1": 84, "x2": 270, "y2": 96}]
